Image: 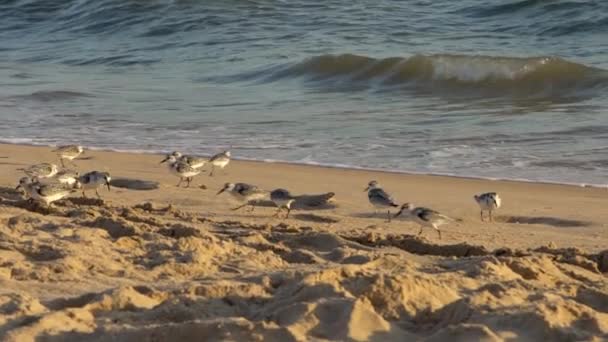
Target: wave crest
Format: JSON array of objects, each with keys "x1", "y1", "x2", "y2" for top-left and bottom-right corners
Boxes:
[{"x1": 263, "y1": 54, "x2": 608, "y2": 98}]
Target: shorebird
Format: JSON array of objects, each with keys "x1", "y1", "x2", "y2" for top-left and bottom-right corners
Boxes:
[
  {"x1": 295, "y1": 192, "x2": 335, "y2": 208},
  {"x1": 19, "y1": 163, "x2": 58, "y2": 179},
  {"x1": 169, "y1": 151, "x2": 207, "y2": 169},
  {"x1": 208, "y1": 150, "x2": 231, "y2": 176},
  {"x1": 474, "y1": 192, "x2": 501, "y2": 222},
  {"x1": 160, "y1": 155, "x2": 201, "y2": 187},
  {"x1": 16, "y1": 177, "x2": 80, "y2": 208},
  {"x1": 78, "y1": 171, "x2": 111, "y2": 198},
  {"x1": 15, "y1": 176, "x2": 38, "y2": 201},
  {"x1": 216, "y1": 182, "x2": 268, "y2": 211},
  {"x1": 394, "y1": 203, "x2": 456, "y2": 240},
  {"x1": 53, "y1": 145, "x2": 83, "y2": 168},
  {"x1": 364, "y1": 180, "x2": 399, "y2": 222},
  {"x1": 270, "y1": 188, "x2": 296, "y2": 219},
  {"x1": 53, "y1": 169, "x2": 80, "y2": 186}
]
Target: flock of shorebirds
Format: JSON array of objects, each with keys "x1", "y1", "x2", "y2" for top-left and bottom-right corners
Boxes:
[{"x1": 13, "y1": 145, "x2": 502, "y2": 239}]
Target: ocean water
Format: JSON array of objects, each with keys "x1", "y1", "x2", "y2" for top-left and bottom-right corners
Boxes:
[{"x1": 1, "y1": 0, "x2": 607, "y2": 185}]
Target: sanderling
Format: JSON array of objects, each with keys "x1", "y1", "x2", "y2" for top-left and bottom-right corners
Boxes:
[
  {"x1": 16, "y1": 177, "x2": 80, "y2": 208},
  {"x1": 160, "y1": 155, "x2": 201, "y2": 187},
  {"x1": 53, "y1": 169, "x2": 80, "y2": 186},
  {"x1": 474, "y1": 192, "x2": 501, "y2": 222},
  {"x1": 208, "y1": 150, "x2": 231, "y2": 176},
  {"x1": 394, "y1": 203, "x2": 456, "y2": 240},
  {"x1": 169, "y1": 151, "x2": 207, "y2": 169},
  {"x1": 53, "y1": 145, "x2": 84, "y2": 168},
  {"x1": 365, "y1": 180, "x2": 399, "y2": 222},
  {"x1": 19, "y1": 163, "x2": 59, "y2": 179},
  {"x1": 78, "y1": 171, "x2": 111, "y2": 198},
  {"x1": 270, "y1": 188, "x2": 296, "y2": 219},
  {"x1": 295, "y1": 192, "x2": 336, "y2": 208},
  {"x1": 15, "y1": 176, "x2": 38, "y2": 200},
  {"x1": 216, "y1": 182, "x2": 268, "y2": 211}
]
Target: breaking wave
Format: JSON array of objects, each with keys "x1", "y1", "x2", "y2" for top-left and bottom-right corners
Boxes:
[{"x1": 256, "y1": 54, "x2": 608, "y2": 98}]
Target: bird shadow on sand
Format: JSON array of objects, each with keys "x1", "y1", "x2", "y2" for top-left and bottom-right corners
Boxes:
[
  {"x1": 291, "y1": 213, "x2": 340, "y2": 224},
  {"x1": 498, "y1": 215, "x2": 592, "y2": 228},
  {"x1": 351, "y1": 212, "x2": 395, "y2": 219},
  {"x1": 65, "y1": 197, "x2": 106, "y2": 207},
  {"x1": 110, "y1": 177, "x2": 159, "y2": 191},
  {"x1": 251, "y1": 199, "x2": 338, "y2": 211},
  {"x1": 0, "y1": 161, "x2": 23, "y2": 166},
  {"x1": 75, "y1": 156, "x2": 95, "y2": 160}
]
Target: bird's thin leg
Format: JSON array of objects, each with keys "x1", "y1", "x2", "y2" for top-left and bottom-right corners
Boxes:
[
  {"x1": 249, "y1": 203, "x2": 256, "y2": 212},
  {"x1": 480, "y1": 210, "x2": 484, "y2": 222},
  {"x1": 231, "y1": 203, "x2": 249, "y2": 211},
  {"x1": 82, "y1": 190, "x2": 87, "y2": 198},
  {"x1": 176, "y1": 178, "x2": 183, "y2": 187},
  {"x1": 209, "y1": 166, "x2": 215, "y2": 177},
  {"x1": 434, "y1": 226, "x2": 442, "y2": 240},
  {"x1": 95, "y1": 189, "x2": 101, "y2": 199},
  {"x1": 386, "y1": 210, "x2": 391, "y2": 223},
  {"x1": 272, "y1": 207, "x2": 282, "y2": 217},
  {"x1": 186, "y1": 177, "x2": 191, "y2": 188},
  {"x1": 489, "y1": 210, "x2": 493, "y2": 222},
  {"x1": 60, "y1": 159, "x2": 65, "y2": 168},
  {"x1": 285, "y1": 207, "x2": 291, "y2": 219},
  {"x1": 417, "y1": 226, "x2": 424, "y2": 236}
]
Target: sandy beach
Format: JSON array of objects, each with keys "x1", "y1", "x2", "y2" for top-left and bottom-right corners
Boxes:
[{"x1": 0, "y1": 143, "x2": 606, "y2": 341}]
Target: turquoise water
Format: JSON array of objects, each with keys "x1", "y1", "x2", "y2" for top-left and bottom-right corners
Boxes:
[{"x1": 1, "y1": 0, "x2": 607, "y2": 185}]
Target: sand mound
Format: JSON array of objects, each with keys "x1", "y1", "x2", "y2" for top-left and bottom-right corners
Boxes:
[{"x1": 0, "y1": 198, "x2": 606, "y2": 341}]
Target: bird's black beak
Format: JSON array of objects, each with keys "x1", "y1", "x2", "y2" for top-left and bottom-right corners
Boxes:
[
  {"x1": 394, "y1": 208, "x2": 404, "y2": 218},
  {"x1": 106, "y1": 182, "x2": 111, "y2": 191},
  {"x1": 216, "y1": 188, "x2": 225, "y2": 195},
  {"x1": 15, "y1": 184, "x2": 21, "y2": 190},
  {"x1": 160, "y1": 157, "x2": 168, "y2": 164},
  {"x1": 364, "y1": 186, "x2": 369, "y2": 192}
]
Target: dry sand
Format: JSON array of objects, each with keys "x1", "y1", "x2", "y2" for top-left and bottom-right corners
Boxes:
[{"x1": 0, "y1": 143, "x2": 607, "y2": 341}]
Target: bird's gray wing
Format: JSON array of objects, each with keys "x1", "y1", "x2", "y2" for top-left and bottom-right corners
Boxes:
[
  {"x1": 38, "y1": 184, "x2": 69, "y2": 196},
  {"x1": 370, "y1": 188, "x2": 397, "y2": 205},
  {"x1": 209, "y1": 153, "x2": 222, "y2": 162},
  {"x1": 295, "y1": 192, "x2": 335, "y2": 207},
  {"x1": 176, "y1": 162, "x2": 196, "y2": 173},
  {"x1": 417, "y1": 208, "x2": 454, "y2": 222},
  {"x1": 237, "y1": 183, "x2": 255, "y2": 195},
  {"x1": 416, "y1": 208, "x2": 438, "y2": 220}
]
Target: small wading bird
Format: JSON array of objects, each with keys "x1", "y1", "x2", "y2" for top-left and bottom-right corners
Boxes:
[
  {"x1": 474, "y1": 192, "x2": 501, "y2": 222},
  {"x1": 53, "y1": 145, "x2": 84, "y2": 168},
  {"x1": 270, "y1": 188, "x2": 296, "y2": 219},
  {"x1": 365, "y1": 180, "x2": 399, "y2": 222},
  {"x1": 16, "y1": 177, "x2": 81, "y2": 209},
  {"x1": 53, "y1": 169, "x2": 80, "y2": 186},
  {"x1": 160, "y1": 155, "x2": 201, "y2": 187},
  {"x1": 208, "y1": 150, "x2": 231, "y2": 177},
  {"x1": 170, "y1": 151, "x2": 207, "y2": 169},
  {"x1": 78, "y1": 171, "x2": 111, "y2": 198},
  {"x1": 19, "y1": 163, "x2": 58, "y2": 179},
  {"x1": 394, "y1": 203, "x2": 457, "y2": 240},
  {"x1": 216, "y1": 182, "x2": 268, "y2": 211}
]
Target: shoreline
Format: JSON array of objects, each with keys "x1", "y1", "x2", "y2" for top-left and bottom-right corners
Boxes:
[
  {"x1": 1, "y1": 142, "x2": 607, "y2": 252},
  {"x1": 1, "y1": 140, "x2": 606, "y2": 190}
]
